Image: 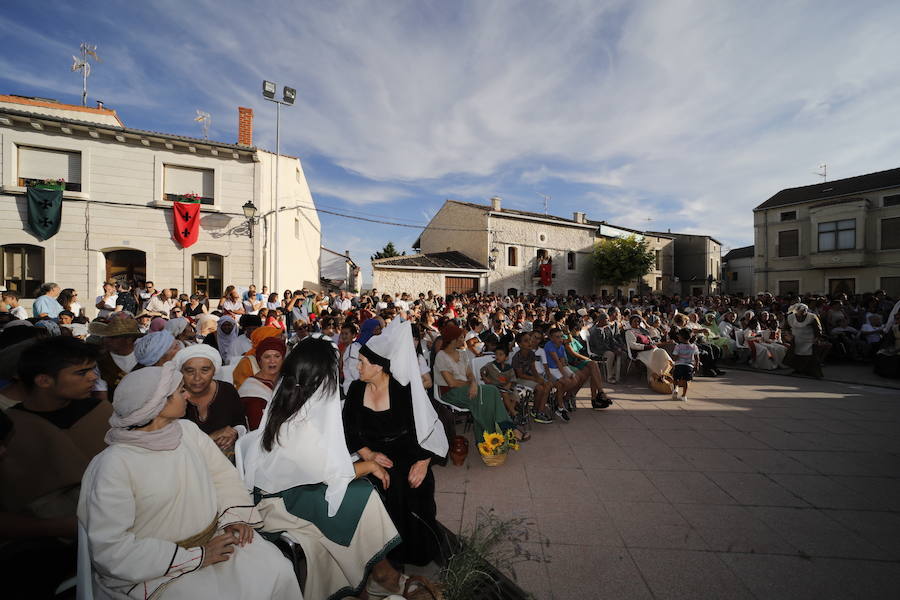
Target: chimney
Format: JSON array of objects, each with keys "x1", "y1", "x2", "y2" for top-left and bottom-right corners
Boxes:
[
  {"x1": 238, "y1": 106, "x2": 253, "y2": 146},
  {"x1": 95, "y1": 100, "x2": 104, "y2": 109},
  {"x1": 573, "y1": 211, "x2": 586, "y2": 223},
  {"x1": 490, "y1": 196, "x2": 502, "y2": 211}
]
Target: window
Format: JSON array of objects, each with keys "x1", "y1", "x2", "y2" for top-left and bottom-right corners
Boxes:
[
  {"x1": 881, "y1": 217, "x2": 900, "y2": 250},
  {"x1": 881, "y1": 277, "x2": 900, "y2": 298},
  {"x1": 655, "y1": 277, "x2": 662, "y2": 291},
  {"x1": 1, "y1": 244, "x2": 44, "y2": 298},
  {"x1": 17, "y1": 146, "x2": 82, "y2": 191},
  {"x1": 818, "y1": 219, "x2": 855, "y2": 251},
  {"x1": 884, "y1": 194, "x2": 900, "y2": 208},
  {"x1": 192, "y1": 253, "x2": 223, "y2": 297},
  {"x1": 780, "y1": 211, "x2": 797, "y2": 221},
  {"x1": 566, "y1": 251, "x2": 576, "y2": 270},
  {"x1": 829, "y1": 278, "x2": 855, "y2": 295},
  {"x1": 778, "y1": 229, "x2": 799, "y2": 257},
  {"x1": 567, "y1": 289, "x2": 577, "y2": 297},
  {"x1": 506, "y1": 288, "x2": 518, "y2": 296},
  {"x1": 730, "y1": 271, "x2": 739, "y2": 281},
  {"x1": 164, "y1": 165, "x2": 214, "y2": 204},
  {"x1": 778, "y1": 280, "x2": 799, "y2": 296},
  {"x1": 507, "y1": 246, "x2": 518, "y2": 267},
  {"x1": 655, "y1": 250, "x2": 661, "y2": 270}
]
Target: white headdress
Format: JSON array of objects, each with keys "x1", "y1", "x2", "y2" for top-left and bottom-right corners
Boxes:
[{"x1": 362, "y1": 318, "x2": 449, "y2": 458}]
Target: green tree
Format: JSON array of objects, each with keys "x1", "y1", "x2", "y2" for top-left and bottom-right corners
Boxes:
[
  {"x1": 371, "y1": 241, "x2": 406, "y2": 260},
  {"x1": 592, "y1": 235, "x2": 655, "y2": 288}
]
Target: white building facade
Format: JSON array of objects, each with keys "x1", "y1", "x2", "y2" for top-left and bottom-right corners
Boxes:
[{"x1": 0, "y1": 95, "x2": 320, "y2": 315}]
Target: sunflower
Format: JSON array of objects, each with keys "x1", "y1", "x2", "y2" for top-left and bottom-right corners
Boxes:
[
  {"x1": 484, "y1": 432, "x2": 505, "y2": 450},
  {"x1": 477, "y1": 442, "x2": 492, "y2": 456},
  {"x1": 509, "y1": 440, "x2": 520, "y2": 452}
]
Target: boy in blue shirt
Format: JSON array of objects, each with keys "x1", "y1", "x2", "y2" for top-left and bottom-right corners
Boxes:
[{"x1": 671, "y1": 328, "x2": 699, "y2": 401}]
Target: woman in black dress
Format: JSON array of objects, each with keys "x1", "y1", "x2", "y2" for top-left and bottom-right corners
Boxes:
[{"x1": 342, "y1": 319, "x2": 448, "y2": 567}]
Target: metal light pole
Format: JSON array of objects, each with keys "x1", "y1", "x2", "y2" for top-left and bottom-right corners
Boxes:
[{"x1": 262, "y1": 81, "x2": 296, "y2": 292}]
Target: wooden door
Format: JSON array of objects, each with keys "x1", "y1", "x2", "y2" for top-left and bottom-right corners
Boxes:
[{"x1": 445, "y1": 276, "x2": 478, "y2": 296}]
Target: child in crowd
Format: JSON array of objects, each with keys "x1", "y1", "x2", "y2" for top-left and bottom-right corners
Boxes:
[
  {"x1": 671, "y1": 327, "x2": 700, "y2": 401},
  {"x1": 480, "y1": 344, "x2": 519, "y2": 416}
]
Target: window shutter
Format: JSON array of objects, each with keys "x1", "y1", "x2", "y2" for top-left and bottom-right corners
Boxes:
[
  {"x1": 882, "y1": 217, "x2": 900, "y2": 250},
  {"x1": 777, "y1": 230, "x2": 799, "y2": 257},
  {"x1": 164, "y1": 165, "x2": 213, "y2": 197},
  {"x1": 18, "y1": 146, "x2": 81, "y2": 183}
]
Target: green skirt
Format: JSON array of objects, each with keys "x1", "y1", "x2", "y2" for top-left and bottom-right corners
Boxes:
[{"x1": 442, "y1": 384, "x2": 514, "y2": 441}]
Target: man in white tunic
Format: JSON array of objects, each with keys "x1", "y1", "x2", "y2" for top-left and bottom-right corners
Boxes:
[{"x1": 77, "y1": 363, "x2": 300, "y2": 599}]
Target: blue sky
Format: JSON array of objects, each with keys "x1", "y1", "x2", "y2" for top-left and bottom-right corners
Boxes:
[{"x1": 3, "y1": 1, "x2": 900, "y2": 284}]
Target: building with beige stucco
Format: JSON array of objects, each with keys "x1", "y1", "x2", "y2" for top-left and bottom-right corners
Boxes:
[
  {"x1": 753, "y1": 167, "x2": 900, "y2": 297},
  {"x1": 0, "y1": 94, "x2": 321, "y2": 315}
]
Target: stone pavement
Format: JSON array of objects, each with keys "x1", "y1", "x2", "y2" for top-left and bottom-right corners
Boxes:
[{"x1": 432, "y1": 370, "x2": 900, "y2": 599}]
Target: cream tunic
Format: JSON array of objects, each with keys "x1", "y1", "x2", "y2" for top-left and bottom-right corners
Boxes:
[{"x1": 78, "y1": 420, "x2": 300, "y2": 599}]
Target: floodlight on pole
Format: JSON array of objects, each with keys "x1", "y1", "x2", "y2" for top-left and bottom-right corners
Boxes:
[{"x1": 261, "y1": 80, "x2": 297, "y2": 293}]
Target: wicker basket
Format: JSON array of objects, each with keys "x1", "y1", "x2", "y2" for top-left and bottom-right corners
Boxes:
[{"x1": 480, "y1": 452, "x2": 508, "y2": 467}]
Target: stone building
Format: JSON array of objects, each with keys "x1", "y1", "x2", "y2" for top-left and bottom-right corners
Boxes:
[
  {"x1": 722, "y1": 245, "x2": 754, "y2": 297},
  {"x1": 372, "y1": 197, "x2": 680, "y2": 297},
  {"x1": 753, "y1": 167, "x2": 900, "y2": 297},
  {"x1": 647, "y1": 231, "x2": 723, "y2": 296},
  {"x1": 0, "y1": 94, "x2": 320, "y2": 315}
]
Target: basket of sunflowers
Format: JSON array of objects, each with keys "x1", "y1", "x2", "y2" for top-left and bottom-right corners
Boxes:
[{"x1": 477, "y1": 428, "x2": 520, "y2": 467}]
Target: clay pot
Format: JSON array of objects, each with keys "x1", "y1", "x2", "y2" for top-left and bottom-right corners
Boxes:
[{"x1": 449, "y1": 435, "x2": 469, "y2": 466}]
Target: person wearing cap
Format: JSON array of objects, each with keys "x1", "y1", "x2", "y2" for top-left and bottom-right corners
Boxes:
[
  {"x1": 174, "y1": 345, "x2": 247, "y2": 459},
  {"x1": 237, "y1": 335, "x2": 286, "y2": 430},
  {"x1": 90, "y1": 316, "x2": 144, "y2": 402},
  {"x1": 343, "y1": 319, "x2": 448, "y2": 567},
  {"x1": 134, "y1": 309, "x2": 155, "y2": 333},
  {"x1": 242, "y1": 336, "x2": 439, "y2": 600},
  {"x1": 434, "y1": 322, "x2": 528, "y2": 442},
  {"x1": 1, "y1": 337, "x2": 112, "y2": 598},
  {"x1": 77, "y1": 363, "x2": 300, "y2": 599}
]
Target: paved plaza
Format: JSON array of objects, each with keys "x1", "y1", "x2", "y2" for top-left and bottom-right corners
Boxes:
[{"x1": 433, "y1": 369, "x2": 900, "y2": 600}]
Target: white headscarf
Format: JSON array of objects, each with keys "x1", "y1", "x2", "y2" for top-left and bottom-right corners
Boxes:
[
  {"x1": 174, "y1": 343, "x2": 223, "y2": 372},
  {"x1": 105, "y1": 363, "x2": 184, "y2": 451},
  {"x1": 363, "y1": 319, "x2": 449, "y2": 458},
  {"x1": 216, "y1": 315, "x2": 239, "y2": 363},
  {"x1": 241, "y1": 338, "x2": 355, "y2": 516},
  {"x1": 164, "y1": 317, "x2": 190, "y2": 337}
]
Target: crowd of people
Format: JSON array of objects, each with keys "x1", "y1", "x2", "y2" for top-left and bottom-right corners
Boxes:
[{"x1": 2, "y1": 279, "x2": 900, "y2": 599}]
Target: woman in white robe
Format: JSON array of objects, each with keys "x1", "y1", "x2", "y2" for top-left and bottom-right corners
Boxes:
[
  {"x1": 77, "y1": 363, "x2": 300, "y2": 600},
  {"x1": 624, "y1": 315, "x2": 673, "y2": 383},
  {"x1": 242, "y1": 335, "x2": 441, "y2": 600},
  {"x1": 742, "y1": 311, "x2": 787, "y2": 370}
]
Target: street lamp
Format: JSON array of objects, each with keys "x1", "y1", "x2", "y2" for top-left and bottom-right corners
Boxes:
[
  {"x1": 242, "y1": 200, "x2": 258, "y2": 238},
  {"x1": 261, "y1": 79, "x2": 296, "y2": 292}
]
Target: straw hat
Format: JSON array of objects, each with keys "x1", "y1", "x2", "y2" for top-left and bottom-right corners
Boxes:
[{"x1": 88, "y1": 317, "x2": 143, "y2": 338}]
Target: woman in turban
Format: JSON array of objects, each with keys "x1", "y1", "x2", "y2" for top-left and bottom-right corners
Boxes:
[
  {"x1": 77, "y1": 363, "x2": 300, "y2": 599},
  {"x1": 238, "y1": 336, "x2": 287, "y2": 430},
  {"x1": 231, "y1": 326, "x2": 284, "y2": 390},
  {"x1": 133, "y1": 331, "x2": 181, "y2": 367},
  {"x1": 174, "y1": 345, "x2": 248, "y2": 457}
]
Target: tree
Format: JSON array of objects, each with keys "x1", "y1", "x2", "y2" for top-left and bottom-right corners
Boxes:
[
  {"x1": 371, "y1": 241, "x2": 406, "y2": 261},
  {"x1": 592, "y1": 235, "x2": 655, "y2": 288}
]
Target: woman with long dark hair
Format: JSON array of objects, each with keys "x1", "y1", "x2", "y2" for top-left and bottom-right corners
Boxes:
[{"x1": 242, "y1": 337, "x2": 440, "y2": 600}]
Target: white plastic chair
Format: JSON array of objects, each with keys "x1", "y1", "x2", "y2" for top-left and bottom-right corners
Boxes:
[{"x1": 471, "y1": 355, "x2": 495, "y2": 386}]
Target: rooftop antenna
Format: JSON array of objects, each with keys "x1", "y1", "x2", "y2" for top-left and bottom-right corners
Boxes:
[
  {"x1": 194, "y1": 110, "x2": 211, "y2": 139},
  {"x1": 813, "y1": 163, "x2": 827, "y2": 182},
  {"x1": 71, "y1": 43, "x2": 101, "y2": 107},
  {"x1": 536, "y1": 191, "x2": 550, "y2": 214}
]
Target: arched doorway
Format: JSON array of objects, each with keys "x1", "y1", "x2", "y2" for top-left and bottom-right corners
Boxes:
[{"x1": 105, "y1": 249, "x2": 146, "y2": 287}]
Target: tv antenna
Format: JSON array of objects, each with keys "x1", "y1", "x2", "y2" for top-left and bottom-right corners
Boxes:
[
  {"x1": 535, "y1": 192, "x2": 551, "y2": 214},
  {"x1": 813, "y1": 163, "x2": 827, "y2": 182},
  {"x1": 71, "y1": 43, "x2": 101, "y2": 107},
  {"x1": 194, "y1": 110, "x2": 211, "y2": 139}
]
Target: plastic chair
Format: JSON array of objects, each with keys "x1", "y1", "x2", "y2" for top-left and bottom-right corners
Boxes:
[
  {"x1": 433, "y1": 377, "x2": 473, "y2": 433},
  {"x1": 471, "y1": 355, "x2": 495, "y2": 385}
]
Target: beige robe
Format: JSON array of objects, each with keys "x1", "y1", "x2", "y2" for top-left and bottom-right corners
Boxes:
[{"x1": 77, "y1": 420, "x2": 300, "y2": 599}]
